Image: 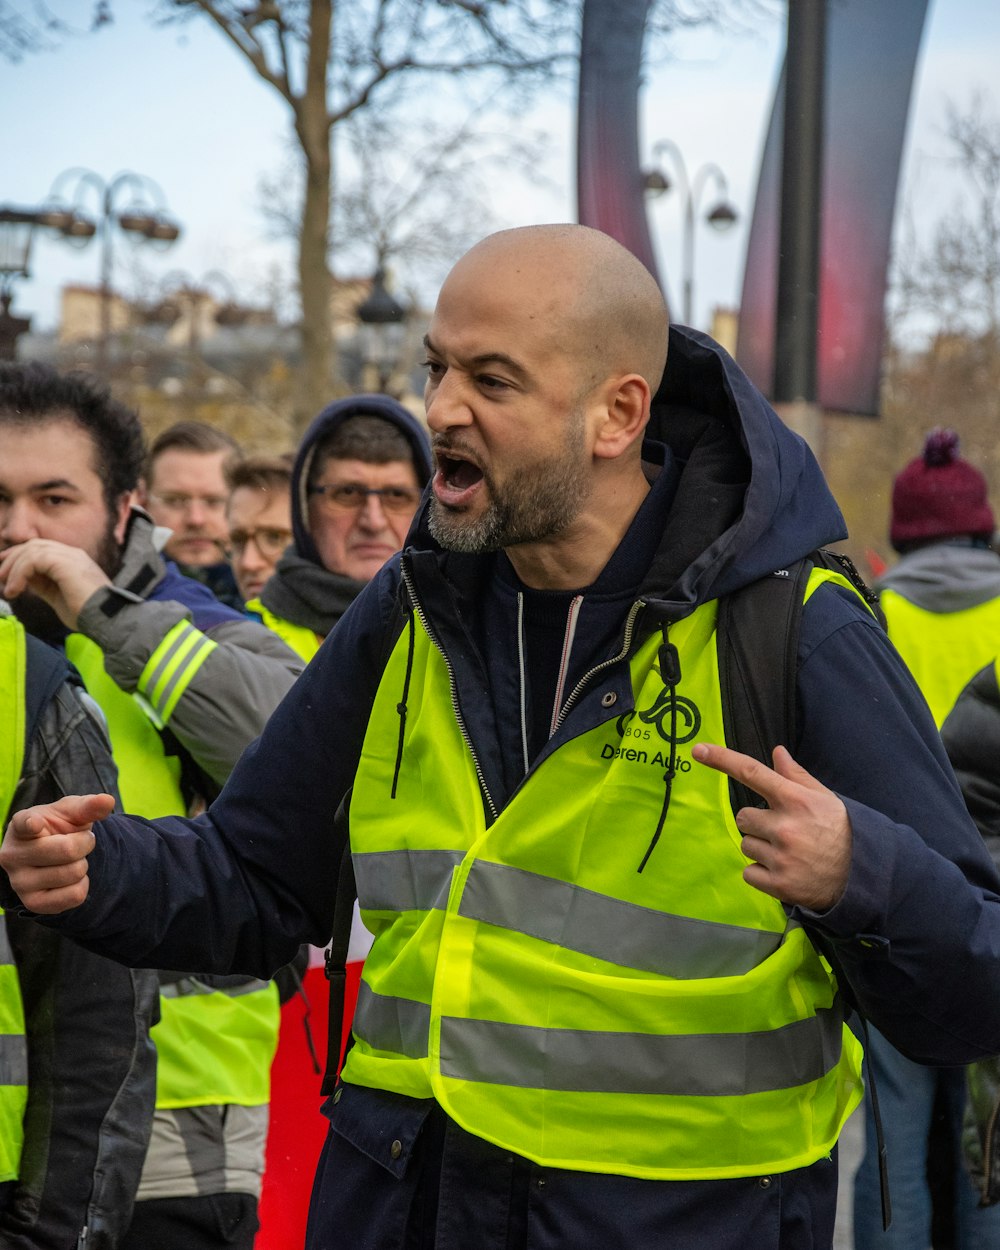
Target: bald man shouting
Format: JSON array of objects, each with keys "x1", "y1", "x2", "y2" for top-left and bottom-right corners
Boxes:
[{"x1": 5, "y1": 225, "x2": 1000, "y2": 1250}]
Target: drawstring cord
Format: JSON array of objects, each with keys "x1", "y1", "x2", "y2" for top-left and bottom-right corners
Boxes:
[
  {"x1": 638, "y1": 628, "x2": 682, "y2": 873},
  {"x1": 391, "y1": 608, "x2": 416, "y2": 799},
  {"x1": 291, "y1": 962, "x2": 322, "y2": 1076}
]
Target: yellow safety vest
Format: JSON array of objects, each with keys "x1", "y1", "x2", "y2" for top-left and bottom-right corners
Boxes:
[
  {"x1": 245, "y1": 599, "x2": 322, "y2": 663},
  {"x1": 342, "y1": 568, "x2": 864, "y2": 1181},
  {"x1": 0, "y1": 618, "x2": 30, "y2": 1182},
  {"x1": 880, "y1": 589, "x2": 1000, "y2": 726},
  {"x1": 65, "y1": 633, "x2": 279, "y2": 1109}
]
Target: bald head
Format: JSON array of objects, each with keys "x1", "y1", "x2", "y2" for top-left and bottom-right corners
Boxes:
[{"x1": 444, "y1": 224, "x2": 669, "y2": 395}]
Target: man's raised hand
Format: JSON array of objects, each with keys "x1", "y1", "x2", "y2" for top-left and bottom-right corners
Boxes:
[
  {"x1": 0, "y1": 540, "x2": 112, "y2": 631},
  {"x1": 0, "y1": 794, "x2": 113, "y2": 914},
  {"x1": 691, "y1": 743, "x2": 852, "y2": 912}
]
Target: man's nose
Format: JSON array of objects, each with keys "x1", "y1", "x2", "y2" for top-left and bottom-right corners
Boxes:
[
  {"x1": 0, "y1": 499, "x2": 39, "y2": 545},
  {"x1": 354, "y1": 493, "x2": 391, "y2": 531},
  {"x1": 424, "y1": 370, "x2": 472, "y2": 434},
  {"x1": 239, "y1": 538, "x2": 267, "y2": 569}
]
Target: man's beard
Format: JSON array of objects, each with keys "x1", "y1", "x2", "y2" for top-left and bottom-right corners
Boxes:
[
  {"x1": 428, "y1": 416, "x2": 590, "y2": 555},
  {"x1": 9, "y1": 519, "x2": 123, "y2": 645}
]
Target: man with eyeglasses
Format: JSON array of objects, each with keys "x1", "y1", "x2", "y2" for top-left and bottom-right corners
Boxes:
[
  {"x1": 246, "y1": 394, "x2": 431, "y2": 662},
  {"x1": 140, "y1": 421, "x2": 244, "y2": 610},
  {"x1": 224, "y1": 455, "x2": 294, "y2": 605}
]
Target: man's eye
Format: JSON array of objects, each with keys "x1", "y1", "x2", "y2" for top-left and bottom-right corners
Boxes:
[
  {"x1": 41, "y1": 494, "x2": 72, "y2": 507},
  {"x1": 422, "y1": 359, "x2": 445, "y2": 377},
  {"x1": 333, "y1": 485, "x2": 366, "y2": 503},
  {"x1": 478, "y1": 375, "x2": 509, "y2": 391}
]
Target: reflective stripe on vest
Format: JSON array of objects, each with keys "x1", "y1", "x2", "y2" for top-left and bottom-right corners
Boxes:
[
  {"x1": 65, "y1": 633, "x2": 280, "y2": 1111},
  {"x1": 0, "y1": 618, "x2": 30, "y2": 1182},
  {"x1": 137, "y1": 620, "x2": 218, "y2": 725},
  {"x1": 354, "y1": 851, "x2": 798, "y2": 979},
  {"x1": 342, "y1": 567, "x2": 864, "y2": 1180},
  {"x1": 880, "y1": 588, "x2": 1000, "y2": 727},
  {"x1": 245, "y1": 600, "x2": 322, "y2": 663}
]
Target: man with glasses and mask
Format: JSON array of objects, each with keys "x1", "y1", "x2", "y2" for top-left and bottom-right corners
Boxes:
[
  {"x1": 140, "y1": 421, "x2": 244, "y2": 610},
  {"x1": 246, "y1": 395, "x2": 431, "y2": 661}
]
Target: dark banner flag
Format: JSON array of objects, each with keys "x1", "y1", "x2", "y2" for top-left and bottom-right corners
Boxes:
[
  {"x1": 577, "y1": 0, "x2": 660, "y2": 286},
  {"x1": 737, "y1": 0, "x2": 930, "y2": 416}
]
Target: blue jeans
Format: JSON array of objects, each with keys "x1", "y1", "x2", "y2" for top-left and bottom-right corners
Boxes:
[{"x1": 853, "y1": 1027, "x2": 1000, "y2": 1249}]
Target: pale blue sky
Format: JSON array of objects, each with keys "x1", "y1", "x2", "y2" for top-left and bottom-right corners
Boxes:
[{"x1": 2, "y1": 1, "x2": 997, "y2": 334}]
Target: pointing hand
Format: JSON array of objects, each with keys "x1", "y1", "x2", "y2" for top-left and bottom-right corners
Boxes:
[
  {"x1": 691, "y1": 743, "x2": 852, "y2": 911},
  {"x1": 1, "y1": 793, "x2": 113, "y2": 914}
]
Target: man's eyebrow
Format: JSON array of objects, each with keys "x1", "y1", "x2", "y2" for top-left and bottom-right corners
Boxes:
[
  {"x1": 31, "y1": 478, "x2": 81, "y2": 492},
  {"x1": 422, "y1": 335, "x2": 529, "y2": 381}
]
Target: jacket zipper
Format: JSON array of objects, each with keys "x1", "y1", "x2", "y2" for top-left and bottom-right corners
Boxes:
[
  {"x1": 551, "y1": 600, "x2": 647, "y2": 734},
  {"x1": 400, "y1": 561, "x2": 499, "y2": 823}
]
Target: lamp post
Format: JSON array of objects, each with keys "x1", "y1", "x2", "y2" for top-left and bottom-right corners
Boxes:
[
  {"x1": 0, "y1": 204, "x2": 96, "y2": 359},
  {"x1": 356, "y1": 267, "x2": 408, "y2": 393},
  {"x1": 46, "y1": 168, "x2": 181, "y2": 375},
  {"x1": 147, "y1": 268, "x2": 245, "y2": 356},
  {"x1": 642, "y1": 140, "x2": 739, "y2": 327}
]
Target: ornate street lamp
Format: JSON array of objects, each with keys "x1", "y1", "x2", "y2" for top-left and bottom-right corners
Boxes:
[
  {"x1": 0, "y1": 204, "x2": 96, "y2": 359},
  {"x1": 142, "y1": 269, "x2": 248, "y2": 391},
  {"x1": 356, "y1": 267, "x2": 408, "y2": 393},
  {"x1": 46, "y1": 168, "x2": 182, "y2": 374},
  {"x1": 642, "y1": 140, "x2": 739, "y2": 327}
]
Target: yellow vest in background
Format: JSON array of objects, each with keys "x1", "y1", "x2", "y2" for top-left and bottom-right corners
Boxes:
[
  {"x1": 65, "y1": 635, "x2": 279, "y2": 1110},
  {"x1": 245, "y1": 599, "x2": 322, "y2": 663},
  {"x1": 880, "y1": 590, "x2": 1000, "y2": 726}
]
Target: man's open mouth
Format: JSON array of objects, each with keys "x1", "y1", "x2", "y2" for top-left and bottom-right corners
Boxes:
[{"x1": 438, "y1": 453, "x2": 484, "y2": 492}]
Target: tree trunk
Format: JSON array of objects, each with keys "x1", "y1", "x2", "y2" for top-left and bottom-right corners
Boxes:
[{"x1": 292, "y1": 0, "x2": 336, "y2": 438}]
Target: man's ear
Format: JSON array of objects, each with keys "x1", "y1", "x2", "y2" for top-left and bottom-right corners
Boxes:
[
  {"x1": 112, "y1": 492, "x2": 133, "y2": 546},
  {"x1": 592, "y1": 374, "x2": 651, "y2": 461}
]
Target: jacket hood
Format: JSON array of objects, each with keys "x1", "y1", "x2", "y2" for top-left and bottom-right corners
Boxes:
[
  {"x1": 877, "y1": 541, "x2": 1000, "y2": 613},
  {"x1": 291, "y1": 394, "x2": 433, "y2": 567},
  {"x1": 406, "y1": 326, "x2": 846, "y2": 617},
  {"x1": 636, "y1": 325, "x2": 846, "y2": 615}
]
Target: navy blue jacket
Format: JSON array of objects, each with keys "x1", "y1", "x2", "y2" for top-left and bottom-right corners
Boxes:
[{"x1": 36, "y1": 329, "x2": 1000, "y2": 1248}]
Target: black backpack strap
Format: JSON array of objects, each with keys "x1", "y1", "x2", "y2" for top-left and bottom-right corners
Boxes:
[
  {"x1": 321, "y1": 791, "x2": 357, "y2": 1097},
  {"x1": 717, "y1": 557, "x2": 811, "y2": 814},
  {"x1": 809, "y1": 547, "x2": 887, "y2": 630},
  {"x1": 717, "y1": 551, "x2": 892, "y2": 1230}
]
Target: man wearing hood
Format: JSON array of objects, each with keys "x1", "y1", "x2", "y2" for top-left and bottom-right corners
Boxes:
[
  {"x1": 242, "y1": 399, "x2": 430, "y2": 1247},
  {"x1": 5, "y1": 226, "x2": 1000, "y2": 1250},
  {"x1": 246, "y1": 395, "x2": 432, "y2": 660}
]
